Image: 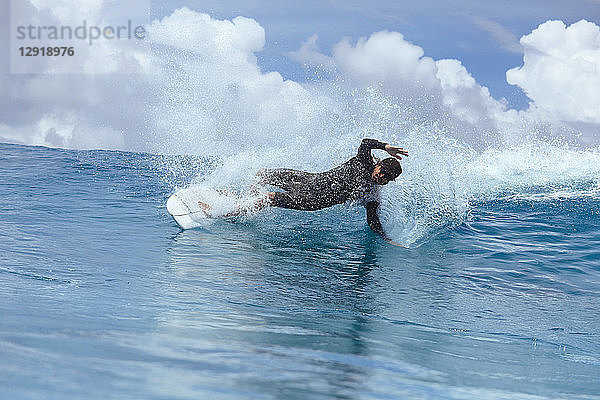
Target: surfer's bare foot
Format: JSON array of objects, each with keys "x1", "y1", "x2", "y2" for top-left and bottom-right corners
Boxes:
[
  {"x1": 198, "y1": 201, "x2": 211, "y2": 210},
  {"x1": 221, "y1": 192, "x2": 274, "y2": 218},
  {"x1": 197, "y1": 200, "x2": 212, "y2": 217}
]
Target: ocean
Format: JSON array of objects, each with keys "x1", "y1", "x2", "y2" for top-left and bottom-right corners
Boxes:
[{"x1": 1, "y1": 141, "x2": 599, "y2": 399}]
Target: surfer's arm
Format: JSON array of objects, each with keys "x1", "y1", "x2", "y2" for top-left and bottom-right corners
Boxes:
[
  {"x1": 357, "y1": 139, "x2": 387, "y2": 164},
  {"x1": 357, "y1": 139, "x2": 409, "y2": 164},
  {"x1": 366, "y1": 201, "x2": 388, "y2": 239},
  {"x1": 366, "y1": 201, "x2": 406, "y2": 247}
]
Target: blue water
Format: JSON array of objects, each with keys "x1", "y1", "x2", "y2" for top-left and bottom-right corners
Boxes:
[{"x1": 1, "y1": 142, "x2": 599, "y2": 399}]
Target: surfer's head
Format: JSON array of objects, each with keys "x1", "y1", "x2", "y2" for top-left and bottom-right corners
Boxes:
[{"x1": 372, "y1": 158, "x2": 402, "y2": 184}]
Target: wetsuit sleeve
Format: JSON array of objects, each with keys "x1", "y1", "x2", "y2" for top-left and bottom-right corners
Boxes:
[
  {"x1": 366, "y1": 201, "x2": 389, "y2": 240},
  {"x1": 357, "y1": 139, "x2": 387, "y2": 166}
]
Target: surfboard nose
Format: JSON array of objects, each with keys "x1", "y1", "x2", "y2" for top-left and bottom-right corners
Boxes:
[{"x1": 167, "y1": 193, "x2": 200, "y2": 229}]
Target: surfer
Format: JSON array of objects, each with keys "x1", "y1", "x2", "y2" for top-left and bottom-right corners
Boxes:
[{"x1": 254, "y1": 138, "x2": 407, "y2": 243}]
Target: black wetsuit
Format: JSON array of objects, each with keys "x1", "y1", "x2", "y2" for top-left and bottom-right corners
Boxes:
[{"x1": 258, "y1": 138, "x2": 389, "y2": 238}]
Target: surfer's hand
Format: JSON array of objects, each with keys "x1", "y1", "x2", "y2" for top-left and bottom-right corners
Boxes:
[{"x1": 384, "y1": 145, "x2": 408, "y2": 160}]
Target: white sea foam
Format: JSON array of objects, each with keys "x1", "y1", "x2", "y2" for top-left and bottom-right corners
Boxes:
[{"x1": 378, "y1": 136, "x2": 600, "y2": 246}]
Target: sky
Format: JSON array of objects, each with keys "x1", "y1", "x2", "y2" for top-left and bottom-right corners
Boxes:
[
  {"x1": 155, "y1": 0, "x2": 600, "y2": 109},
  {"x1": 1, "y1": 0, "x2": 600, "y2": 151}
]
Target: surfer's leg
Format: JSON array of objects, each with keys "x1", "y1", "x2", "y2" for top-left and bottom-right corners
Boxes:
[
  {"x1": 255, "y1": 168, "x2": 314, "y2": 192},
  {"x1": 219, "y1": 192, "x2": 276, "y2": 217},
  {"x1": 233, "y1": 190, "x2": 324, "y2": 217},
  {"x1": 197, "y1": 200, "x2": 212, "y2": 217},
  {"x1": 267, "y1": 191, "x2": 323, "y2": 211}
]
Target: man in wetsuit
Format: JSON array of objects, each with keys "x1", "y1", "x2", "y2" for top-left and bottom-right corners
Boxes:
[{"x1": 256, "y1": 138, "x2": 407, "y2": 241}]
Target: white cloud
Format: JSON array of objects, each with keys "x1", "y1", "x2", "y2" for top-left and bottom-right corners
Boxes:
[
  {"x1": 143, "y1": 8, "x2": 336, "y2": 156},
  {"x1": 311, "y1": 30, "x2": 518, "y2": 142},
  {"x1": 507, "y1": 19, "x2": 600, "y2": 124},
  {"x1": 148, "y1": 9, "x2": 265, "y2": 65},
  {"x1": 2, "y1": 3, "x2": 600, "y2": 155},
  {"x1": 290, "y1": 22, "x2": 600, "y2": 144},
  {"x1": 2, "y1": 4, "x2": 336, "y2": 153},
  {"x1": 286, "y1": 34, "x2": 334, "y2": 70},
  {"x1": 332, "y1": 31, "x2": 440, "y2": 93},
  {"x1": 436, "y1": 59, "x2": 514, "y2": 128}
]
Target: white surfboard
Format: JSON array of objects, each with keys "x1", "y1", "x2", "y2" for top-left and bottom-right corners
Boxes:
[{"x1": 166, "y1": 186, "x2": 240, "y2": 229}]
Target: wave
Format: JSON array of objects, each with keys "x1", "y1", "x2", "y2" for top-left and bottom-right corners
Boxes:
[
  {"x1": 165, "y1": 132, "x2": 600, "y2": 247},
  {"x1": 378, "y1": 137, "x2": 600, "y2": 246}
]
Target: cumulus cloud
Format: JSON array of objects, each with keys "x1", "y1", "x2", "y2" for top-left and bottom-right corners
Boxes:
[
  {"x1": 286, "y1": 34, "x2": 334, "y2": 70},
  {"x1": 2, "y1": 2, "x2": 600, "y2": 154},
  {"x1": 1, "y1": 0, "x2": 153, "y2": 148},
  {"x1": 144, "y1": 8, "x2": 337, "y2": 156},
  {"x1": 2, "y1": 3, "x2": 336, "y2": 153},
  {"x1": 436, "y1": 59, "x2": 516, "y2": 128},
  {"x1": 148, "y1": 11, "x2": 265, "y2": 65},
  {"x1": 332, "y1": 31, "x2": 440, "y2": 92},
  {"x1": 507, "y1": 19, "x2": 600, "y2": 124},
  {"x1": 291, "y1": 21, "x2": 600, "y2": 143},
  {"x1": 300, "y1": 30, "x2": 518, "y2": 141}
]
